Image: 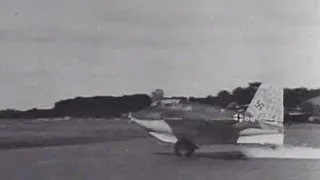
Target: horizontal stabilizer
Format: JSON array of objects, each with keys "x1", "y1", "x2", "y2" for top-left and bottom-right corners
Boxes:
[
  {"x1": 237, "y1": 133, "x2": 284, "y2": 145},
  {"x1": 241, "y1": 146, "x2": 320, "y2": 159}
]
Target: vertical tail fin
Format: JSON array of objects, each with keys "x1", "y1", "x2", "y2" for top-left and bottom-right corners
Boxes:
[
  {"x1": 237, "y1": 84, "x2": 284, "y2": 146},
  {"x1": 246, "y1": 83, "x2": 284, "y2": 129}
]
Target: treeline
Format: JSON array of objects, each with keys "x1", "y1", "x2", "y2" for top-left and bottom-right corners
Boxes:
[
  {"x1": 188, "y1": 82, "x2": 320, "y2": 110},
  {"x1": 0, "y1": 94, "x2": 151, "y2": 119},
  {"x1": 1, "y1": 82, "x2": 320, "y2": 119}
]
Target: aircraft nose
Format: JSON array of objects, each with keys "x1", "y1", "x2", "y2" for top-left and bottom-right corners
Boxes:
[
  {"x1": 128, "y1": 111, "x2": 173, "y2": 134},
  {"x1": 128, "y1": 111, "x2": 148, "y2": 124},
  {"x1": 130, "y1": 109, "x2": 162, "y2": 120},
  {"x1": 129, "y1": 111, "x2": 143, "y2": 120},
  {"x1": 131, "y1": 118, "x2": 173, "y2": 134}
]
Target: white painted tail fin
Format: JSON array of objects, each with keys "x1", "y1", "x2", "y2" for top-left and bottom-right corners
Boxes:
[
  {"x1": 246, "y1": 83, "x2": 284, "y2": 125},
  {"x1": 238, "y1": 84, "x2": 284, "y2": 146}
]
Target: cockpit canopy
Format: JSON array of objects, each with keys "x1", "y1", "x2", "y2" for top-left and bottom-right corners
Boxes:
[
  {"x1": 151, "y1": 99, "x2": 181, "y2": 106},
  {"x1": 151, "y1": 99, "x2": 192, "y2": 110}
]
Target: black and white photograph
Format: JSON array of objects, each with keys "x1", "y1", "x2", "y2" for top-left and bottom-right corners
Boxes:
[{"x1": 1, "y1": 0, "x2": 320, "y2": 179}]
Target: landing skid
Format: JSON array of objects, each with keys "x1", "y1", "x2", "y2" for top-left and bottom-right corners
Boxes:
[
  {"x1": 263, "y1": 144, "x2": 280, "y2": 150},
  {"x1": 174, "y1": 138, "x2": 197, "y2": 157}
]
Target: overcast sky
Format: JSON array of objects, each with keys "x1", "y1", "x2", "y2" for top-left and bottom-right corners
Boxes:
[{"x1": 0, "y1": 0, "x2": 320, "y2": 110}]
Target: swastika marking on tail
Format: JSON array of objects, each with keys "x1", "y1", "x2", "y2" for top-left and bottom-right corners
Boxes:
[{"x1": 255, "y1": 100, "x2": 264, "y2": 110}]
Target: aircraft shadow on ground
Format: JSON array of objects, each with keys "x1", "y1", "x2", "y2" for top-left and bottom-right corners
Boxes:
[{"x1": 154, "y1": 151, "x2": 249, "y2": 160}]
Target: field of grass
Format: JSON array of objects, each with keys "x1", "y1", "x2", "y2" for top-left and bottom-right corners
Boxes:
[
  {"x1": 0, "y1": 118, "x2": 320, "y2": 149},
  {"x1": 0, "y1": 118, "x2": 147, "y2": 149}
]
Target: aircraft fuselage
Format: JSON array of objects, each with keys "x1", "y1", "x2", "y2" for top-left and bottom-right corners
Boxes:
[{"x1": 130, "y1": 102, "x2": 281, "y2": 146}]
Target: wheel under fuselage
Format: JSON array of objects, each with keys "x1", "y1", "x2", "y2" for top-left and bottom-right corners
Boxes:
[{"x1": 174, "y1": 138, "x2": 197, "y2": 157}]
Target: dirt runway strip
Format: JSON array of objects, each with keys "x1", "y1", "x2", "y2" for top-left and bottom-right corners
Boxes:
[
  {"x1": 1, "y1": 137, "x2": 320, "y2": 180},
  {"x1": 0, "y1": 119, "x2": 320, "y2": 180}
]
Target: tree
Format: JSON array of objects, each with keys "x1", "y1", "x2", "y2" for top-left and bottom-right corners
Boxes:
[
  {"x1": 217, "y1": 90, "x2": 231, "y2": 98},
  {"x1": 232, "y1": 87, "x2": 252, "y2": 105},
  {"x1": 248, "y1": 82, "x2": 261, "y2": 89},
  {"x1": 216, "y1": 90, "x2": 233, "y2": 107},
  {"x1": 300, "y1": 102, "x2": 316, "y2": 114}
]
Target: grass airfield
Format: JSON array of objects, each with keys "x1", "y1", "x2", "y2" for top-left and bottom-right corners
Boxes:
[{"x1": 1, "y1": 118, "x2": 320, "y2": 180}]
